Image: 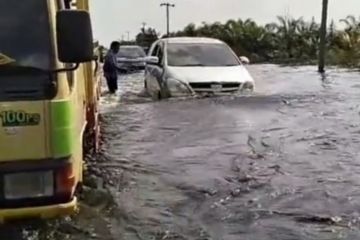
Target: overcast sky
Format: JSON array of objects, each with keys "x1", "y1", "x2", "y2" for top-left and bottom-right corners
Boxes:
[{"x1": 90, "y1": 0, "x2": 360, "y2": 46}]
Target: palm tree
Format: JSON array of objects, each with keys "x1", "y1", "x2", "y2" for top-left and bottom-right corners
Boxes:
[
  {"x1": 335, "y1": 15, "x2": 360, "y2": 67},
  {"x1": 274, "y1": 16, "x2": 304, "y2": 59},
  {"x1": 318, "y1": 0, "x2": 329, "y2": 73},
  {"x1": 297, "y1": 18, "x2": 320, "y2": 59},
  {"x1": 172, "y1": 11, "x2": 360, "y2": 67},
  {"x1": 340, "y1": 15, "x2": 360, "y2": 32}
]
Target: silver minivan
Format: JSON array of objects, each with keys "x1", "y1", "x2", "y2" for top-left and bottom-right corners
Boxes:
[{"x1": 144, "y1": 37, "x2": 254, "y2": 99}]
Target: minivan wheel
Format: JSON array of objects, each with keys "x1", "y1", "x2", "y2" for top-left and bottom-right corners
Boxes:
[
  {"x1": 150, "y1": 90, "x2": 162, "y2": 101},
  {"x1": 159, "y1": 86, "x2": 171, "y2": 99}
]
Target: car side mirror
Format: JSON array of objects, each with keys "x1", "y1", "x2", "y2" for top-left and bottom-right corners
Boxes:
[
  {"x1": 239, "y1": 56, "x2": 250, "y2": 64},
  {"x1": 56, "y1": 10, "x2": 94, "y2": 63},
  {"x1": 145, "y1": 56, "x2": 160, "y2": 65}
]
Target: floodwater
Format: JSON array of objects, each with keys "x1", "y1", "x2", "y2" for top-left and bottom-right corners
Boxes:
[
  {"x1": 2, "y1": 64, "x2": 360, "y2": 240},
  {"x1": 99, "y1": 65, "x2": 360, "y2": 239}
]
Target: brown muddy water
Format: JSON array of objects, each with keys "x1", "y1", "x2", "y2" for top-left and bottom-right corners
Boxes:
[{"x1": 2, "y1": 64, "x2": 360, "y2": 240}]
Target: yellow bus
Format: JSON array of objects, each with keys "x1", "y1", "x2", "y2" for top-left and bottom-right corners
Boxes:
[{"x1": 0, "y1": 0, "x2": 100, "y2": 222}]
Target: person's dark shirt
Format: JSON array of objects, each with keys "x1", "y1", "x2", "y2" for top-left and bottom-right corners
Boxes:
[{"x1": 103, "y1": 50, "x2": 118, "y2": 78}]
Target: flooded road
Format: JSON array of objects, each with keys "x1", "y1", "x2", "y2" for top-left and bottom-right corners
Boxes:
[
  {"x1": 99, "y1": 64, "x2": 360, "y2": 239},
  {"x1": 2, "y1": 64, "x2": 360, "y2": 240}
]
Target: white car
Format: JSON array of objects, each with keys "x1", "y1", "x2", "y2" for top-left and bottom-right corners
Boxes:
[{"x1": 144, "y1": 37, "x2": 254, "y2": 99}]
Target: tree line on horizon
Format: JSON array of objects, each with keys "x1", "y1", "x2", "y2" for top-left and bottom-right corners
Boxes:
[
  {"x1": 101, "y1": 15, "x2": 360, "y2": 68},
  {"x1": 171, "y1": 15, "x2": 360, "y2": 67}
]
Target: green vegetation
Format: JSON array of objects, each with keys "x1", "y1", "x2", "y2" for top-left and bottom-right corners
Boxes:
[
  {"x1": 172, "y1": 15, "x2": 360, "y2": 67},
  {"x1": 136, "y1": 27, "x2": 159, "y2": 52}
]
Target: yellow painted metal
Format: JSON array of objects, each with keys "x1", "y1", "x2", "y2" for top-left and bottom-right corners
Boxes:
[
  {"x1": 0, "y1": 198, "x2": 78, "y2": 223},
  {"x1": 0, "y1": 101, "x2": 50, "y2": 161},
  {"x1": 0, "y1": 0, "x2": 99, "y2": 222},
  {"x1": 76, "y1": 0, "x2": 89, "y2": 11}
]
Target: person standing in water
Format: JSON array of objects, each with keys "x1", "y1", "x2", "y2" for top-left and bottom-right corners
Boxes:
[{"x1": 103, "y1": 41, "x2": 121, "y2": 94}]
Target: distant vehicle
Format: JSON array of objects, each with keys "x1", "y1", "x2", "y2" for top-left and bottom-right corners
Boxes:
[
  {"x1": 144, "y1": 37, "x2": 254, "y2": 99},
  {"x1": 117, "y1": 45, "x2": 146, "y2": 73}
]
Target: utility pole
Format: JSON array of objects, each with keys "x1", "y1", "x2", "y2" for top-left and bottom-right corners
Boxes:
[
  {"x1": 318, "y1": 0, "x2": 329, "y2": 73},
  {"x1": 126, "y1": 31, "x2": 130, "y2": 41},
  {"x1": 160, "y1": 3, "x2": 175, "y2": 37}
]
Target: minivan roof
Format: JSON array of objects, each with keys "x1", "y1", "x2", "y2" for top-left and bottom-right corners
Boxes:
[{"x1": 160, "y1": 37, "x2": 224, "y2": 44}]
